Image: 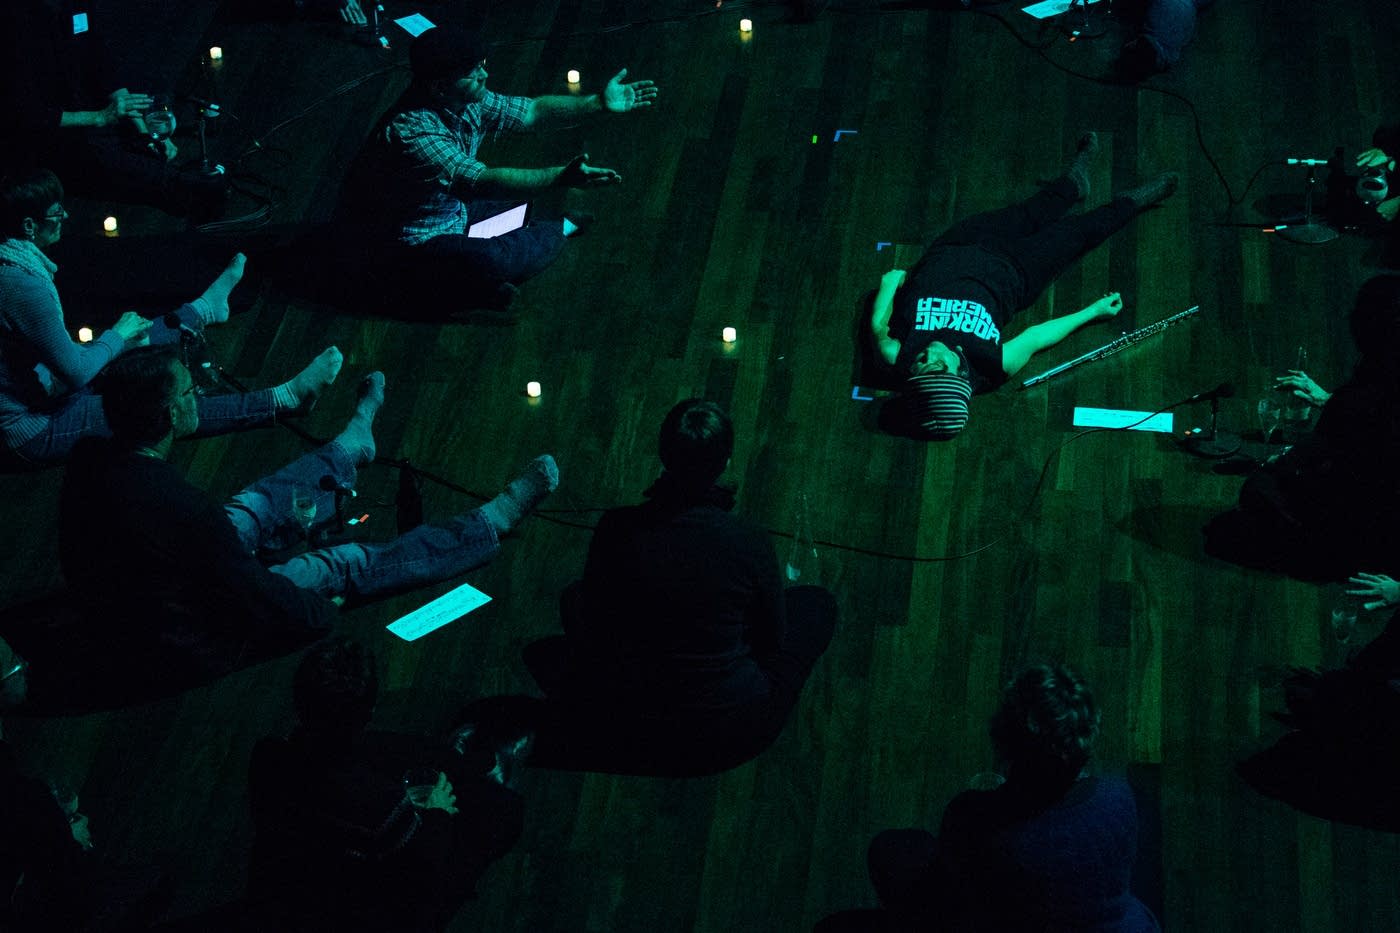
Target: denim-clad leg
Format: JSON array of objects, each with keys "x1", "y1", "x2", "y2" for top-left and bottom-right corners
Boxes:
[
  {"x1": 267, "y1": 510, "x2": 501, "y2": 599},
  {"x1": 224, "y1": 440, "x2": 361, "y2": 554},
  {"x1": 416, "y1": 198, "x2": 567, "y2": 287}
]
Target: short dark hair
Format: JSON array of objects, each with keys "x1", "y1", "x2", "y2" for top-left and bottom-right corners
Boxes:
[
  {"x1": 100, "y1": 347, "x2": 180, "y2": 448},
  {"x1": 410, "y1": 25, "x2": 489, "y2": 84},
  {"x1": 989, "y1": 663, "x2": 1100, "y2": 786},
  {"x1": 293, "y1": 639, "x2": 378, "y2": 737},
  {"x1": 658, "y1": 399, "x2": 734, "y2": 488},
  {"x1": 0, "y1": 169, "x2": 63, "y2": 239}
]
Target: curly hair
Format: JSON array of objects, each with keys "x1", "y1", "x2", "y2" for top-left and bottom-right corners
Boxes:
[
  {"x1": 293, "y1": 638, "x2": 379, "y2": 737},
  {"x1": 0, "y1": 168, "x2": 63, "y2": 239},
  {"x1": 988, "y1": 663, "x2": 1100, "y2": 785}
]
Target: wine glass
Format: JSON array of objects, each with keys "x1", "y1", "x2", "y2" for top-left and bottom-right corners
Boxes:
[
  {"x1": 1256, "y1": 397, "x2": 1282, "y2": 445},
  {"x1": 144, "y1": 95, "x2": 176, "y2": 142},
  {"x1": 290, "y1": 486, "x2": 317, "y2": 536}
]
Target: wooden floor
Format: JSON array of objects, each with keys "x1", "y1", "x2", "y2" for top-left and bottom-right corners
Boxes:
[{"x1": 4, "y1": 0, "x2": 1400, "y2": 930}]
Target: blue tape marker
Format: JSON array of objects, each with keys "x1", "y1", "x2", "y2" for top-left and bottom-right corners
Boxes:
[
  {"x1": 852, "y1": 386, "x2": 874, "y2": 401},
  {"x1": 833, "y1": 129, "x2": 858, "y2": 142},
  {"x1": 876, "y1": 242, "x2": 891, "y2": 251}
]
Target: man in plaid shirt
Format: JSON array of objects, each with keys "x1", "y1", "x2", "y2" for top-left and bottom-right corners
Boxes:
[{"x1": 342, "y1": 25, "x2": 658, "y2": 310}]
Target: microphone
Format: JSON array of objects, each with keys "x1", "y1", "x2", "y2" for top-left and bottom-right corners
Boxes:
[
  {"x1": 319, "y1": 475, "x2": 358, "y2": 497},
  {"x1": 1179, "y1": 382, "x2": 1235, "y2": 405},
  {"x1": 163, "y1": 313, "x2": 212, "y2": 379},
  {"x1": 1286, "y1": 158, "x2": 1328, "y2": 166}
]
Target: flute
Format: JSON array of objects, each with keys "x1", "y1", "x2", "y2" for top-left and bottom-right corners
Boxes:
[{"x1": 1019, "y1": 304, "x2": 1201, "y2": 389}]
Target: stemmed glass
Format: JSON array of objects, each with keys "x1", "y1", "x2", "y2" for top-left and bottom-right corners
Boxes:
[
  {"x1": 1256, "y1": 397, "x2": 1282, "y2": 445},
  {"x1": 144, "y1": 95, "x2": 176, "y2": 143},
  {"x1": 290, "y1": 486, "x2": 317, "y2": 541}
]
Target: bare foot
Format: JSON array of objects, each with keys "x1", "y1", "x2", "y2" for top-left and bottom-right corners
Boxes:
[
  {"x1": 1088, "y1": 291, "x2": 1124, "y2": 320},
  {"x1": 285, "y1": 347, "x2": 344, "y2": 414},
  {"x1": 334, "y1": 372, "x2": 386, "y2": 465},
  {"x1": 196, "y1": 253, "x2": 246, "y2": 325}
]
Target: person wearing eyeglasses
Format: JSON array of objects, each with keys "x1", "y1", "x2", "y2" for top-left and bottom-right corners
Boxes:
[
  {"x1": 0, "y1": 169, "x2": 346, "y2": 465},
  {"x1": 868, "y1": 133, "x2": 1177, "y2": 440}
]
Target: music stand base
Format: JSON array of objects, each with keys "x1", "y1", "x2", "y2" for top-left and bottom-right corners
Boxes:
[
  {"x1": 1275, "y1": 222, "x2": 1338, "y2": 244},
  {"x1": 1179, "y1": 431, "x2": 1243, "y2": 459}
]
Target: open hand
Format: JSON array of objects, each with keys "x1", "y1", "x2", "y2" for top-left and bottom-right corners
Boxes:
[
  {"x1": 1356, "y1": 148, "x2": 1395, "y2": 171},
  {"x1": 1273, "y1": 370, "x2": 1329, "y2": 407},
  {"x1": 340, "y1": 0, "x2": 368, "y2": 25},
  {"x1": 1379, "y1": 196, "x2": 1400, "y2": 223},
  {"x1": 103, "y1": 89, "x2": 154, "y2": 127},
  {"x1": 559, "y1": 153, "x2": 622, "y2": 188},
  {"x1": 1347, "y1": 572, "x2": 1400, "y2": 611},
  {"x1": 601, "y1": 69, "x2": 659, "y2": 113}
]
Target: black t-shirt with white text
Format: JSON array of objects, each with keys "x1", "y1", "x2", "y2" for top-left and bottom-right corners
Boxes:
[{"x1": 891, "y1": 245, "x2": 1020, "y2": 393}]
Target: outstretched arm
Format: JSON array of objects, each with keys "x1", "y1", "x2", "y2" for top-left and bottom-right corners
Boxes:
[
  {"x1": 521, "y1": 68, "x2": 659, "y2": 128},
  {"x1": 473, "y1": 153, "x2": 622, "y2": 195},
  {"x1": 1001, "y1": 292, "x2": 1122, "y2": 377},
  {"x1": 870, "y1": 269, "x2": 906, "y2": 367}
]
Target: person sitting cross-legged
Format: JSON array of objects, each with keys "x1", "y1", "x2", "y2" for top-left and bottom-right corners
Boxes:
[
  {"x1": 58, "y1": 346, "x2": 558, "y2": 688},
  {"x1": 335, "y1": 25, "x2": 658, "y2": 313},
  {"x1": 248, "y1": 638, "x2": 525, "y2": 932},
  {"x1": 519, "y1": 399, "x2": 837, "y2": 776}
]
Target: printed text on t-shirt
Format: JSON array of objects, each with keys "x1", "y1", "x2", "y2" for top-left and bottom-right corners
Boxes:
[{"x1": 914, "y1": 297, "x2": 1001, "y2": 343}]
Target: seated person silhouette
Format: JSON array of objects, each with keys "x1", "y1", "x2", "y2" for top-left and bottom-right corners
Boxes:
[
  {"x1": 248, "y1": 639, "x2": 524, "y2": 932},
  {"x1": 1205, "y1": 275, "x2": 1400, "y2": 580},
  {"x1": 821, "y1": 663, "x2": 1159, "y2": 932},
  {"x1": 519, "y1": 399, "x2": 837, "y2": 776}
]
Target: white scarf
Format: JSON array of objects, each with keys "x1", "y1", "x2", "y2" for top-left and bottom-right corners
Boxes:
[{"x1": 0, "y1": 238, "x2": 60, "y2": 304}]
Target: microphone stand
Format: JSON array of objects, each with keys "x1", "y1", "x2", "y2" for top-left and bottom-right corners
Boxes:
[
  {"x1": 1178, "y1": 393, "x2": 1242, "y2": 458},
  {"x1": 1275, "y1": 163, "x2": 1337, "y2": 244}
]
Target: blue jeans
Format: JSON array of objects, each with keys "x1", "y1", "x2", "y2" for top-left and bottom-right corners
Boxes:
[
  {"x1": 413, "y1": 200, "x2": 567, "y2": 287},
  {"x1": 224, "y1": 441, "x2": 501, "y2": 600},
  {"x1": 12, "y1": 302, "x2": 276, "y2": 464}
]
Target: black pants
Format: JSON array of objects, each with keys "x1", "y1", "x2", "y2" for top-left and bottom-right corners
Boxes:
[
  {"x1": 518, "y1": 585, "x2": 838, "y2": 776},
  {"x1": 920, "y1": 176, "x2": 1140, "y2": 314}
]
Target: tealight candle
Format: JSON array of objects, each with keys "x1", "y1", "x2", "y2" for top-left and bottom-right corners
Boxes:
[
  {"x1": 209, "y1": 46, "x2": 223, "y2": 62},
  {"x1": 77, "y1": 327, "x2": 93, "y2": 343},
  {"x1": 526, "y1": 381, "x2": 542, "y2": 398},
  {"x1": 722, "y1": 326, "x2": 737, "y2": 343},
  {"x1": 102, "y1": 216, "x2": 118, "y2": 234},
  {"x1": 566, "y1": 69, "x2": 581, "y2": 85},
  {"x1": 739, "y1": 18, "x2": 753, "y2": 33}
]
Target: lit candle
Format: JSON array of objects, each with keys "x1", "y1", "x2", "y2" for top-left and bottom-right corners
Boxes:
[
  {"x1": 739, "y1": 18, "x2": 753, "y2": 34},
  {"x1": 102, "y1": 216, "x2": 118, "y2": 234},
  {"x1": 77, "y1": 327, "x2": 93, "y2": 343},
  {"x1": 526, "y1": 381, "x2": 542, "y2": 398},
  {"x1": 209, "y1": 46, "x2": 223, "y2": 62},
  {"x1": 566, "y1": 69, "x2": 581, "y2": 85},
  {"x1": 722, "y1": 326, "x2": 738, "y2": 343}
]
